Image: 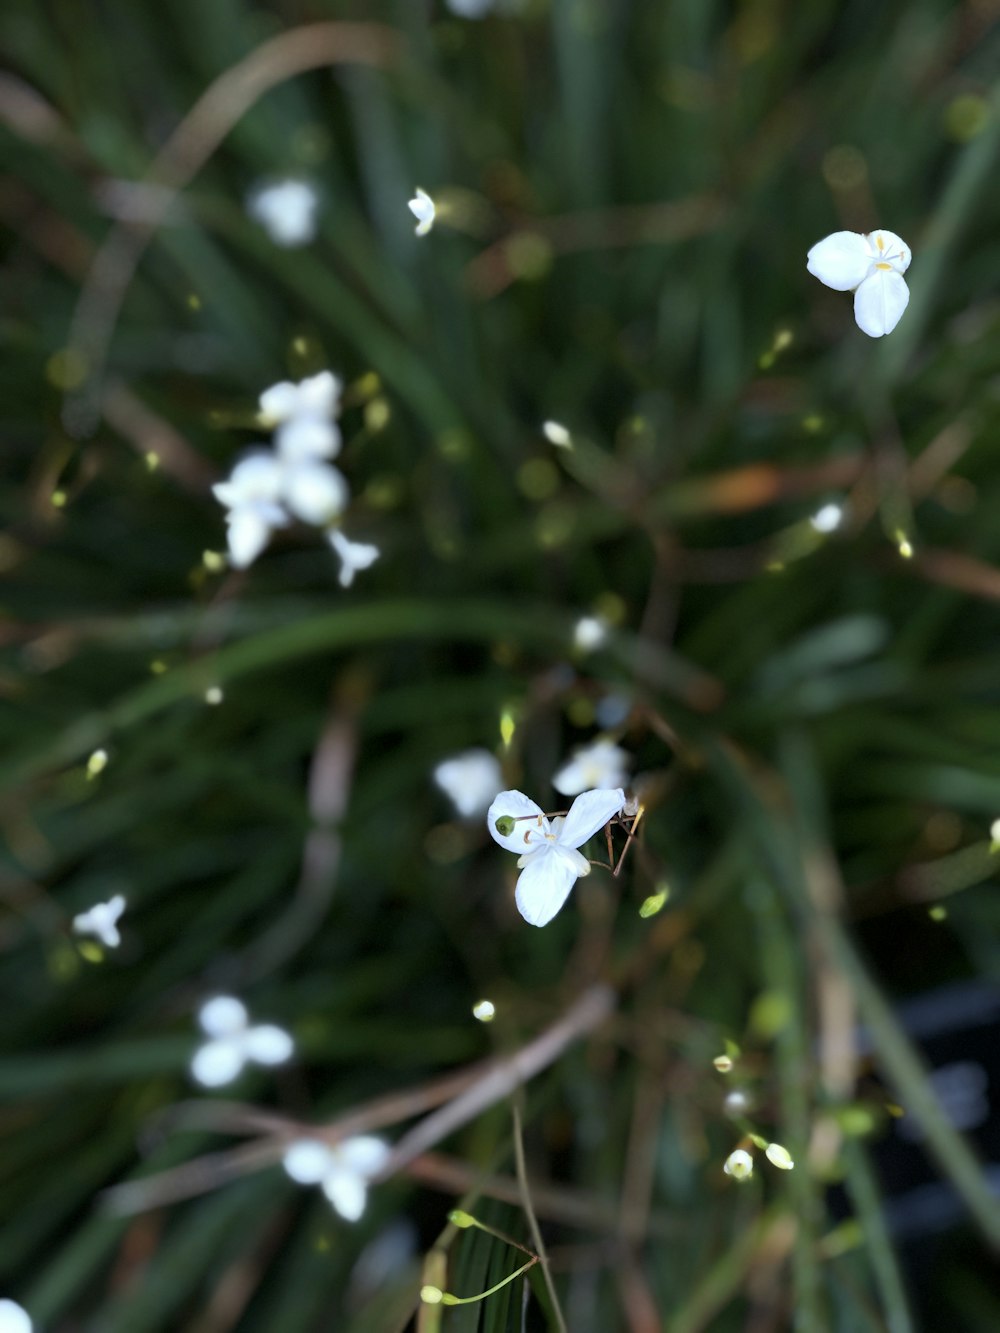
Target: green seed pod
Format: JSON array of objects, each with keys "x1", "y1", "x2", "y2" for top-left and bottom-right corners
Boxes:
[{"x1": 494, "y1": 815, "x2": 516, "y2": 837}]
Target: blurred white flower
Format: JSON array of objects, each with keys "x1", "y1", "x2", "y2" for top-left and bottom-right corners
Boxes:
[
  {"x1": 283, "y1": 1135, "x2": 391, "y2": 1222},
  {"x1": 247, "y1": 179, "x2": 319, "y2": 248},
  {"x1": 552, "y1": 738, "x2": 630, "y2": 797},
  {"x1": 764, "y1": 1142, "x2": 795, "y2": 1170},
  {"x1": 487, "y1": 787, "x2": 625, "y2": 926},
  {"x1": 408, "y1": 188, "x2": 436, "y2": 237},
  {"x1": 573, "y1": 615, "x2": 609, "y2": 653},
  {"x1": 723, "y1": 1148, "x2": 754, "y2": 1180},
  {"x1": 434, "y1": 748, "x2": 503, "y2": 818},
  {"x1": 0, "y1": 1300, "x2": 32, "y2": 1333},
  {"x1": 328, "y1": 530, "x2": 380, "y2": 587},
  {"x1": 806, "y1": 229, "x2": 911, "y2": 338},
  {"x1": 72, "y1": 894, "x2": 126, "y2": 949},
  {"x1": 260, "y1": 371, "x2": 342, "y2": 426},
  {"x1": 191, "y1": 996, "x2": 293, "y2": 1087},
  {"x1": 542, "y1": 420, "x2": 572, "y2": 448},
  {"x1": 810, "y1": 502, "x2": 845, "y2": 533},
  {"x1": 212, "y1": 452, "x2": 289, "y2": 568}
]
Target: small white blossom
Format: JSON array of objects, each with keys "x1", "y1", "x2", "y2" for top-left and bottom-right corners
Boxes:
[
  {"x1": 328, "y1": 530, "x2": 380, "y2": 587},
  {"x1": 552, "y1": 738, "x2": 630, "y2": 798},
  {"x1": 573, "y1": 615, "x2": 609, "y2": 653},
  {"x1": 810, "y1": 502, "x2": 845, "y2": 533},
  {"x1": 723, "y1": 1149, "x2": 754, "y2": 1180},
  {"x1": 283, "y1": 1135, "x2": 391, "y2": 1222},
  {"x1": 487, "y1": 787, "x2": 626, "y2": 926},
  {"x1": 247, "y1": 179, "x2": 319, "y2": 248},
  {"x1": 0, "y1": 1300, "x2": 32, "y2": 1333},
  {"x1": 542, "y1": 420, "x2": 572, "y2": 448},
  {"x1": 212, "y1": 452, "x2": 289, "y2": 568},
  {"x1": 72, "y1": 894, "x2": 126, "y2": 949},
  {"x1": 807, "y1": 229, "x2": 911, "y2": 338},
  {"x1": 434, "y1": 749, "x2": 503, "y2": 818},
  {"x1": 764, "y1": 1142, "x2": 795, "y2": 1170},
  {"x1": 259, "y1": 371, "x2": 342, "y2": 427},
  {"x1": 408, "y1": 188, "x2": 436, "y2": 237},
  {"x1": 191, "y1": 995, "x2": 293, "y2": 1088}
]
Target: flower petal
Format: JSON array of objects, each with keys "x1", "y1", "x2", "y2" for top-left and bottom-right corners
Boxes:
[
  {"x1": 487, "y1": 789, "x2": 546, "y2": 853},
  {"x1": 276, "y1": 417, "x2": 340, "y2": 462},
  {"x1": 514, "y1": 850, "x2": 578, "y2": 927},
  {"x1": 806, "y1": 231, "x2": 872, "y2": 292},
  {"x1": 191, "y1": 1038, "x2": 244, "y2": 1087},
  {"x1": 338, "y1": 1135, "x2": 391, "y2": 1175},
  {"x1": 198, "y1": 996, "x2": 248, "y2": 1037},
  {"x1": 865, "y1": 229, "x2": 910, "y2": 274},
  {"x1": 283, "y1": 1138, "x2": 335, "y2": 1184},
  {"x1": 434, "y1": 750, "x2": 503, "y2": 818},
  {"x1": 853, "y1": 270, "x2": 909, "y2": 338},
  {"x1": 0, "y1": 1300, "x2": 32, "y2": 1333},
  {"x1": 244, "y1": 1023, "x2": 294, "y2": 1066},
  {"x1": 558, "y1": 788, "x2": 626, "y2": 849},
  {"x1": 283, "y1": 461, "x2": 349, "y2": 526},
  {"x1": 322, "y1": 1167, "x2": 368, "y2": 1221},
  {"x1": 225, "y1": 508, "x2": 275, "y2": 569}
]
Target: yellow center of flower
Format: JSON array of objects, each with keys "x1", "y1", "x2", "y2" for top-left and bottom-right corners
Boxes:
[{"x1": 875, "y1": 262, "x2": 893, "y2": 270}]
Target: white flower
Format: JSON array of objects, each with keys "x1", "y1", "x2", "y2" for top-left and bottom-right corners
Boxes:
[
  {"x1": 552, "y1": 739, "x2": 630, "y2": 798},
  {"x1": 212, "y1": 452, "x2": 289, "y2": 568},
  {"x1": 275, "y1": 416, "x2": 341, "y2": 463},
  {"x1": 283, "y1": 1135, "x2": 391, "y2": 1222},
  {"x1": 0, "y1": 1300, "x2": 32, "y2": 1333},
  {"x1": 259, "y1": 371, "x2": 342, "y2": 427},
  {"x1": 764, "y1": 1142, "x2": 795, "y2": 1170},
  {"x1": 723, "y1": 1149, "x2": 754, "y2": 1180},
  {"x1": 810, "y1": 502, "x2": 845, "y2": 533},
  {"x1": 542, "y1": 420, "x2": 572, "y2": 448},
  {"x1": 72, "y1": 894, "x2": 126, "y2": 949},
  {"x1": 408, "y1": 188, "x2": 436, "y2": 237},
  {"x1": 328, "y1": 530, "x2": 380, "y2": 587},
  {"x1": 573, "y1": 615, "x2": 609, "y2": 653},
  {"x1": 191, "y1": 996, "x2": 293, "y2": 1088},
  {"x1": 434, "y1": 749, "x2": 503, "y2": 818},
  {"x1": 487, "y1": 787, "x2": 626, "y2": 926},
  {"x1": 282, "y1": 459, "x2": 350, "y2": 526},
  {"x1": 806, "y1": 229, "x2": 911, "y2": 338},
  {"x1": 247, "y1": 179, "x2": 319, "y2": 248}
]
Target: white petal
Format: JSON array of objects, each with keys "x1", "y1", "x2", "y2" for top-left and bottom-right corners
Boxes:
[
  {"x1": 514, "y1": 849, "x2": 578, "y2": 927},
  {"x1": 258, "y1": 381, "x2": 300, "y2": 423},
  {"x1": 853, "y1": 270, "x2": 909, "y2": 338},
  {"x1": 198, "y1": 996, "x2": 248, "y2": 1037},
  {"x1": 865, "y1": 229, "x2": 910, "y2": 274},
  {"x1": 0, "y1": 1300, "x2": 32, "y2": 1333},
  {"x1": 191, "y1": 1038, "x2": 245, "y2": 1087},
  {"x1": 552, "y1": 740, "x2": 630, "y2": 797},
  {"x1": 297, "y1": 371, "x2": 341, "y2": 417},
  {"x1": 558, "y1": 788, "x2": 626, "y2": 849},
  {"x1": 322, "y1": 1167, "x2": 368, "y2": 1221},
  {"x1": 225, "y1": 510, "x2": 273, "y2": 568},
  {"x1": 283, "y1": 1138, "x2": 335, "y2": 1184},
  {"x1": 434, "y1": 750, "x2": 503, "y2": 818},
  {"x1": 283, "y1": 462, "x2": 349, "y2": 525},
  {"x1": 408, "y1": 188, "x2": 435, "y2": 236},
  {"x1": 806, "y1": 231, "x2": 872, "y2": 292},
  {"x1": 487, "y1": 789, "x2": 547, "y2": 853},
  {"x1": 248, "y1": 180, "x2": 318, "y2": 248},
  {"x1": 276, "y1": 416, "x2": 340, "y2": 462},
  {"x1": 216, "y1": 452, "x2": 285, "y2": 506},
  {"x1": 244, "y1": 1023, "x2": 294, "y2": 1066},
  {"x1": 338, "y1": 1136, "x2": 392, "y2": 1175}
]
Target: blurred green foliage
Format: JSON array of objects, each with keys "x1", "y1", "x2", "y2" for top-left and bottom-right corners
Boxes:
[{"x1": 3, "y1": 0, "x2": 1000, "y2": 1329}]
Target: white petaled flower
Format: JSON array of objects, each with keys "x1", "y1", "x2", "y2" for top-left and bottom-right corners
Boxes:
[
  {"x1": 247, "y1": 179, "x2": 319, "y2": 248},
  {"x1": 259, "y1": 371, "x2": 342, "y2": 427},
  {"x1": 408, "y1": 188, "x2": 436, "y2": 237},
  {"x1": 433, "y1": 748, "x2": 503, "y2": 818},
  {"x1": 276, "y1": 416, "x2": 341, "y2": 463},
  {"x1": 72, "y1": 894, "x2": 126, "y2": 949},
  {"x1": 573, "y1": 615, "x2": 609, "y2": 653},
  {"x1": 723, "y1": 1149, "x2": 754, "y2": 1180},
  {"x1": 0, "y1": 1300, "x2": 32, "y2": 1333},
  {"x1": 283, "y1": 1135, "x2": 391, "y2": 1222},
  {"x1": 212, "y1": 452, "x2": 289, "y2": 568},
  {"x1": 191, "y1": 995, "x2": 294, "y2": 1088},
  {"x1": 806, "y1": 229, "x2": 911, "y2": 338},
  {"x1": 487, "y1": 787, "x2": 626, "y2": 927},
  {"x1": 328, "y1": 530, "x2": 380, "y2": 587},
  {"x1": 552, "y1": 739, "x2": 631, "y2": 798}
]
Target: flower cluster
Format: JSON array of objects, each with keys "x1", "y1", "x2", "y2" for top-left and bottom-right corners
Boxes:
[{"x1": 213, "y1": 372, "x2": 379, "y2": 583}]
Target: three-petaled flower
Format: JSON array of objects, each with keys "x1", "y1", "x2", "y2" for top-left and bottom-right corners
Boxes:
[
  {"x1": 806, "y1": 229, "x2": 911, "y2": 338},
  {"x1": 72, "y1": 894, "x2": 126, "y2": 949},
  {"x1": 487, "y1": 787, "x2": 626, "y2": 926},
  {"x1": 552, "y1": 738, "x2": 631, "y2": 798},
  {"x1": 283, "y1": 1135, "x2": 391, "y2": 1222},
  {"x1": 190, "y1": 996, "x2": 294, "y2": 1087},
  {"x1": 247, "y1": 179, "x2": 320, "y2": 248}
]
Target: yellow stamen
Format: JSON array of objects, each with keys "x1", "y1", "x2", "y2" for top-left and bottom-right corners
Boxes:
[
  {"x1": 875, "y1": 262, "x2": 892, "y2": 270},
  {"x1": 876, "y1": 234, "x2": 884, "y2": 250}
]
